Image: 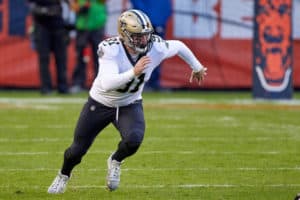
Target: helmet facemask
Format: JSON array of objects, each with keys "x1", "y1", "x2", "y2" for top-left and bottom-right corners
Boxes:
[{"x1": 122, "y1": 29, "x2": 152, "y2": 53}]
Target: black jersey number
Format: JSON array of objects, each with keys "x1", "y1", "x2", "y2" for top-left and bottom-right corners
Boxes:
[{"x1": 117, "y1": 73, "x2": 145, "y2": 93}]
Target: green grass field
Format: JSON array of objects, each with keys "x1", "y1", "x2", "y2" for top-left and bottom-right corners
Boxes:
[{"x1": 0, "y1": 90, "x2": 300, "y2": 200}]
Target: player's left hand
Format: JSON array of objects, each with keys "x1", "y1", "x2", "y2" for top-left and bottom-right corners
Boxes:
[{"x1": 189, "y1": 67, "x2": 207, "y2": 85}]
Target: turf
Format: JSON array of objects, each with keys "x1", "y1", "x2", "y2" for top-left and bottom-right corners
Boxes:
[{"x1": 0, "y1": 90, "x2": 300, "y2": 200}]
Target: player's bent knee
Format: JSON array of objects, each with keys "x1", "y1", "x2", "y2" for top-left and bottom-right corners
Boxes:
[
  {"x1": 125, "y1": 141, "x2": 141, "y2": 155},
  {"x1": 64, "y1": 144, "x2": 87, "y2": 165}
]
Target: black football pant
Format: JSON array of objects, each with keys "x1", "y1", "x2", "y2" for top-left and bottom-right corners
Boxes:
[{"x1": 61, "y1": 97, "x2": 145, "y2": 176}]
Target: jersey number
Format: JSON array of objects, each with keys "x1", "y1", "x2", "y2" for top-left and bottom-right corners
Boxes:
[{"x1": 117, "y1": 73, "x2": 145, "y2": 93}]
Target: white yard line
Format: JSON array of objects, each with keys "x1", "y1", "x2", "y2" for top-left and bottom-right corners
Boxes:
[
  {"x1": 68, "y1": 184, "x2": 300, "y2": 188},
  {"x1": 0, "y1": 136, "x2": 296, "y2": 143},
  {"x1": 1, "y1": 97, "x2": 300, "y2": 106},
  {"x1": 0, "y1": 98, "x2": 86, "y2": 104},
  {"x1": 0, "y1": 184, "x2": 300, "y2": 189},
  {"x1": 1, "y1": 167, "x2": 300, "y2": 172},
  {"x1": 0, "y1": 125, "x2": 72, "y2": 129},
  {"x1": 0, "y1": 150, "x2": 292, "y2": 156}
]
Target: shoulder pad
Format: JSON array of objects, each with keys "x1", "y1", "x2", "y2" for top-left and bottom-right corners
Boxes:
[
  {"x1": 98, "y1": 37, "x2": 121, "y2": 57},
  {"x1": 151, "y1": 35, "x2": 169, "y2": 52}
]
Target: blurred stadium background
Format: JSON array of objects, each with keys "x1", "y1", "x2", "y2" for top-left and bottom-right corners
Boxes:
[{"x1": 0, "y1": 0, "x2": 299, "y2": 94}]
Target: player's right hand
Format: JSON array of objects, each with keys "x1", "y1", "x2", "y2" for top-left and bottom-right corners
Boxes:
[{"x1": 133, "y1": 56, "x2": 151, "y2": 76}]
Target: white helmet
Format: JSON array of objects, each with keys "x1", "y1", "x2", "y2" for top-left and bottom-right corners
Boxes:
[{"x1": 118, "y1": 9, "x2": 154, "y2": 53}]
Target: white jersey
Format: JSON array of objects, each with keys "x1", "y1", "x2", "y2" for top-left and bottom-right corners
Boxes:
[{"x1": 89, "y1": 35, "x2": 204, "y2": 107}]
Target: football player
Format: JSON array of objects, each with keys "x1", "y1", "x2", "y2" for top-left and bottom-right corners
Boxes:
[{"x1": 48, "y1": 9, "x2": 207, "y2": 194}]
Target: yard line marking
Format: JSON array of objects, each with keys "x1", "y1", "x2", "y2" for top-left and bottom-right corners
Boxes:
[
  {"x1": 0, "y1": 125, "x2": 29, "y2": 129},
  {"x1": 150, "y1": 98, "x2": 300, "y2": 106},
  {"x1": 1, "y1": 184, "x2": 300, "y2": 189},
  {"x1": 0, "y1": 150, "x2": 295, "y2": 156},
  {"x1": 1, "y1": 97, "x2": 300, "y2": 106},
  {"x1": 0, "y1": 138, "x2": 71, "y2": 142},
  {"x1": 175, "y1": 184, "x2": 300, "y2": 188},
  {"x1": 1, "y1": 167, "x2": 300, "y2": 172},
  {"x1": 44, "y1": 125, "x2": 72, "y2": 128},
  {"x1": 0, "y1": 136, "x2": 297, "y2": 143},
  {"x1": 0, "y1": 125, "x2": 72, "y2": 129},
  {"x1": 0, "y1": 98, "x2": 86, "y2": 104},
  {"x1": 0, "y1": 152, "x2": 49, "y2": 155}
]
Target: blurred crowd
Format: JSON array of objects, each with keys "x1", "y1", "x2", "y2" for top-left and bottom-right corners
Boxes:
[
  {"x1": 27, "y1": 0, "x2": 107, "y2": 95},
  {"x1": 27, "y1": 0, "x2": 172, "y2": 95}
]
